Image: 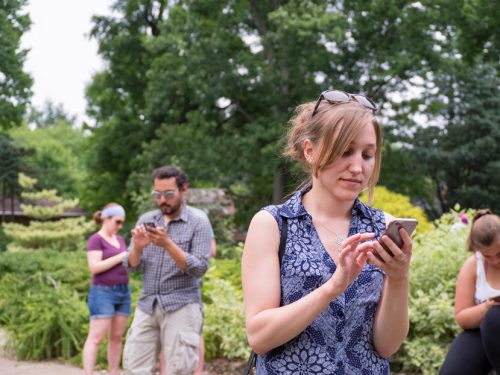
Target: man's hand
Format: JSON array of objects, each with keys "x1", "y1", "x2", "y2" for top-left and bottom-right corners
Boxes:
[{"x1": 146, "y1": 226, "x2": 171, "y2": 250}]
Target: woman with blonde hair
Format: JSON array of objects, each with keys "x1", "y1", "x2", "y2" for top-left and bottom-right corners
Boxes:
[
  {"x1": 83, "y1": 203, "x2": 130, "y2": 375},
  {"x1": 242, "y1": 90, "x2": 413, "y2": 374}
]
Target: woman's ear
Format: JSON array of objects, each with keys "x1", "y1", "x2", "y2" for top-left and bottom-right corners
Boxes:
[{"x1": 303, "y1": 139, "x2": 315, "y2": 164}]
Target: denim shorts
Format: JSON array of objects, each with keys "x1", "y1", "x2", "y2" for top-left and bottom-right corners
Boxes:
[{"x1": 88, "y1": 284, "x2": 131, "y2": 319}]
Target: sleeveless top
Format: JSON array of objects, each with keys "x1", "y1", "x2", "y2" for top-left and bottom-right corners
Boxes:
[
  {"x1": 256, "y1": 191, "x2": 389, "y2": 375},
  {"x1": 474, "y1": 251, "x2": 500, "y2": 304}
]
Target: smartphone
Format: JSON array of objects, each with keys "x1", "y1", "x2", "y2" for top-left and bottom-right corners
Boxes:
[
  {"x1": 144, "y1": 222, "x2": 156, "y2": 231},
  {"x1": 378, "y1": 218, "x2": 418, "y2": 257}
]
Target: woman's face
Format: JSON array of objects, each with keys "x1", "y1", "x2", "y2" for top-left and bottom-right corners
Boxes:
[
  {"x1": 315, "y1": 122, "x2": 377, "y2": 203},
  {"x1": 104, "y1": 215, "x2": 124, "y2": 234},
  {"x1": 481, "y1": 239, "x2": 500, "y2": 267}
]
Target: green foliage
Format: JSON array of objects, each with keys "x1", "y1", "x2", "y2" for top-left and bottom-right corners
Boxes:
[
  {"x1": 0, "y1": 0, "x2": 32, "y2": 129},
  {"x1": 9, "y1": 121, "x2": 86, "y2": 197},
  {"x1": 360, "y1": 186, "x2": 432, "y2": 233},
  {"x1": 392, "y1": 209, "x2": 474, "y2": 374},
  {"x1": 413, "y1": 61, "x2": 500, "y2": 214},
  {"x1": 84, "y1": 0, "x2": 473, "y2": 225},
  {"x1": 3, "y1": 218, "x2": 94, "y2": 251},
  {"x1": 0, "y1": 248, "x2": 90, "y2": 361},
  {"x1": 3, "y1": 174, "x2": 93, "y2": 251},
  {"x1": 202, "y1": 259, "x2": 248, "y2": 360}
]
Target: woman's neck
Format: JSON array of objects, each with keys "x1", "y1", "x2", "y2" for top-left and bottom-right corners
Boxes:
[
  {"x1": 302, "y1": 184, "x2": 354, "y2": 220},
  {"x1": 99, "y1": 228, "x2": 115, "y2": 239}
]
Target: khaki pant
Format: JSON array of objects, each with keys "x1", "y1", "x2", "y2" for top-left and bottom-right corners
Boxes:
[{"x1": 123, "y1": 303, "x2": 202, "y2": 375}]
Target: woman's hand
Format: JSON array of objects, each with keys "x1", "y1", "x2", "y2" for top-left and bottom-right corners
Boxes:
[
  {"x1": 330, "y1": 232, "x2": 375, "y2": 292},
  {"x1": 369, "y1": 227, "x2": 413, "y2": 281}
]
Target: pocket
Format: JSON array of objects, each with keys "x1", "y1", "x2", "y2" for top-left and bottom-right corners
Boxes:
[
  {"x1": 175, "y1": 236, "x2": 192, "y2": 252},
  {"x1": 169, "y1": 332, "x2": 199, "y2": 374}
]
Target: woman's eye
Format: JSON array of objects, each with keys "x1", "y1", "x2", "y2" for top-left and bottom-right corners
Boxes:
[{"x1": 363, "y1": 153, "x2": 374, "y2": 160}]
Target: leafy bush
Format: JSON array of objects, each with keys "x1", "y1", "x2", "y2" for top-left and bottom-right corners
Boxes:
[
  {"x1": 360, "y1": 186, "x2": 432, "y2": 233},
  {"x1": 0, "y1": 247, "x2": 90, "y2": 296},
  {"x1": 0, "y1": 272, "x2": 88, "y2": 360},
  {"x1": 202, "y1": 259, "x2": 249, "y2": 360},
  {"x1": 4, "y1": 218, "x2": 94, "y2": 251},
  {"x1": 391, "y1": 209, "x2": 473, "y2": 374}
]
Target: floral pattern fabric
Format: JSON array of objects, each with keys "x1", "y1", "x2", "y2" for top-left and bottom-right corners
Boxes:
[{"x1": 256, "y1": 191, "x2": 389, "y2": 374}]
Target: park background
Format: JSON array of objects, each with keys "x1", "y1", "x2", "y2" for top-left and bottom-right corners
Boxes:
[{"x1": 1, "y1": 0, "x2": 499, "y2": 374}]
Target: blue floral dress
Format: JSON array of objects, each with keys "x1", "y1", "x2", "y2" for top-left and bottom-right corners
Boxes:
[{"x1": 256, "y1": 191, "x2": 389, "y2": 374}]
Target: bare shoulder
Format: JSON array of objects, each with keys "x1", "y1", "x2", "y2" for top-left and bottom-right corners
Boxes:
[
  {"x1": 244, "y1": 210, "x2": 280, "y2": 257},
  {"x1": 250, "y1": 209, "x2": 278, "y2": 226},
  {"x1": 459, "y1": 255, "x2": 477, "y2": 276}
]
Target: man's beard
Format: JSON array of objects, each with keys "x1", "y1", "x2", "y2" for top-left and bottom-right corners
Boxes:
[{"x1": 158, "y1": 200, "x2": 182, "y2": 216}]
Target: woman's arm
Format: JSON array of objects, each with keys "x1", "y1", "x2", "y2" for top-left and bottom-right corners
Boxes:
[
  {"x1": 87, "y1": 250, "x2": 126, "y2": 275},
  {"x1": 454, "y1": 256, "x2": 494, "y2": 329},
  {"x1": 242, "y1": 210, "x2": 374, "y2": 354},
  {"x1": 371, "y1": 218, "x2": 412, "y2": 358}
]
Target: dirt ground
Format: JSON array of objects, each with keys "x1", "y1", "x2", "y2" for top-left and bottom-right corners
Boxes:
[{"x1": 0, "y1": 328, "x2": 246, "y2": 375}]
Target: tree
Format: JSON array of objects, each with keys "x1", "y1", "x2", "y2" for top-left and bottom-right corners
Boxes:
[
  {"x1": 3, "y1": 173, "x2": 93, "y2": 251},
  {"x1": 413, "y1": 61, "x2": 500, "y2": 212},
  {"x1": 85, "y1": 0, "x2": 454, "y2": 222},
  {"x1": 0, "y1": 133, "x2": 23, "y2": 222},
  {"x1": 84, "y1": 0, "x2": 500, "y2": 224},
  {"x1": 0, "y1": 0, "x2": 32, "y2": 130},
  {"x1": 9, "y1": 119, "x2": 86, "y2": 198},
  {"x1": 27, "y1": 101, "x2": 77, "y2": 129}
]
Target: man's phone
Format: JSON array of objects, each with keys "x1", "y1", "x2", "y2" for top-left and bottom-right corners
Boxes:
[
  {"x1": 379, "y1": 218, "x2": 418, "y2": 257},
  {"x1": 144, "y1": 222, "x2": 156, "y2": 231}
]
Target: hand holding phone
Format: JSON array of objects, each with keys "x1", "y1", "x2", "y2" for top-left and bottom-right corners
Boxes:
[
  {"x1": 144, "y1": 222, "x2": 156, "y2": 232},
  {"x1": 490, "y1": 295, "x2": 500, "y2": 303},
  {"x1": 377, "y1": 218, "x2": 418, "y2": 259}
]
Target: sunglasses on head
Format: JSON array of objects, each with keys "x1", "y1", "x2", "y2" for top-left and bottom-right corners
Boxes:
[
  {"x1": 311, "y1": 90, "x2": 378, "y2": 117},
  {"x1": 151, "y1": 189, "x2": 177, "y2": 200}
]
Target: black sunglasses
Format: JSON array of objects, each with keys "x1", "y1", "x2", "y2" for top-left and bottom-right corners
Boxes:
[{"x1": 311, "y1": 90, "x2": 378, "y2": 117}]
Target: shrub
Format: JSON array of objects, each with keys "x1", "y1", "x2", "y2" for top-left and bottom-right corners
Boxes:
[
  {"x1": 391, "y1": 209, "x2": 474, "y2": 374},
  {"x1": 0, "y1": 272, "x2": 88, "y2": 360},
  {"x1": 202, "y1": 249, "x2": 249, "y2": 360},
  {"x1": 2, "y1": 173, "x2": 93, "y2": 251},
  {"x1": 360, "y1": 186, "x2": 432, "y2": 233}
]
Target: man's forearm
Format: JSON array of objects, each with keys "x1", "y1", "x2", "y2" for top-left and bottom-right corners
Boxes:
[{"x1": 163, "y1": 238, "x2": 187, "y2": 269}]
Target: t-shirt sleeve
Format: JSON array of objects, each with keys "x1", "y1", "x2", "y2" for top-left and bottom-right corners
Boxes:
[{"x1": 87, "y1": 234, "x2": 103, "y2": 252}]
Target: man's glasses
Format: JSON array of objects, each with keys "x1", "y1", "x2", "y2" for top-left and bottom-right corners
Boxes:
[
  {"x1": 311, "y1": 90, "x2": 378, "y2": 117},
  {"x1": 151, "y1": 189, "x2": 178, "y2": 200}
]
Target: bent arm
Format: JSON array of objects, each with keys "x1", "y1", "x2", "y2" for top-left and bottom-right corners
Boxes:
[
  {"x1": 87, "y1": 250, "x2": 126, "y2": 275},
  {"x1": 454, "y1": 256, "x2": 491, "y2": 329},
  {"x1": 372, "y1": 212, "x2": 410, "y2": 358},
  {"x1": 242, "y1": 211, "x2": 344, "y2": 354}
]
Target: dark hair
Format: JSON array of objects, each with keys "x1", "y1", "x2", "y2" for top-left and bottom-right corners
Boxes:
[
  {"x1": 152, "y1": 166, "x2": 188, "y2": 189},
  {"x1": 92, "y1": 202, "x2": 121, "y2": 225},
  {"x1": 467, "y1": 209, "x2": 500, "y2": 251}
]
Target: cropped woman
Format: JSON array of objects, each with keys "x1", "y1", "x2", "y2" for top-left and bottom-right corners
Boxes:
[
  {"x1": 440, "y1": 209, "x2": 500, "y2": 374},
  {"x1": 83, "y1": 203, "x2": 130, "y2": 375},
  {"x1": 242, "y1": 90, "x2": 413, "y2": 374}
]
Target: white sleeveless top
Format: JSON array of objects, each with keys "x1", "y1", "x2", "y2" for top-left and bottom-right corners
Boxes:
[{"x1": 475, "y1": 251, "x2": 500, "y2": 304}]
